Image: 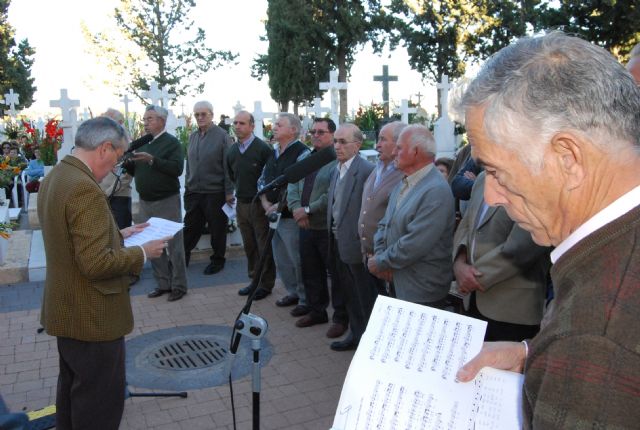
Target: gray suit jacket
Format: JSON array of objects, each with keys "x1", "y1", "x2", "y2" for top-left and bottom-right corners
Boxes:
[
  {"x1": 288, "y1": 159, "x2": 337, "y2": 231},
  {"x1": 327, "y1": 155, "x2": 375, "y2": 264},
  {"x1": 358, "y1": 165, "x2": 404, "y2": 255},
  {"x1": 453, "y1": 173, "x2": 550, "y2": 325},
  {"x1": 374, "y1": 165, "x2": 455, "y2": 303}
]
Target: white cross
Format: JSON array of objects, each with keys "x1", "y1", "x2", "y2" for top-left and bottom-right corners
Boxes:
[
  {"x1": 81, "y1": 108, "x2": 91, "y2": 122},
  {"x1": 233, "y1": 101, "x2": 245, "y2": 115},
  {"x1": 142, "y1": 81, "x2": 162, "y2": 106},
  {"x1": 176, "y1": 115, "x2": 186, "y2": 129},
  {"x1": 436, "y1": 74, "x2": 452, "y2": 118},
  {"x1": 58, "y1": 108, "x2": 79, "y2": 161},
  {"x1": 120, "y1": 94, "x2": 132, "y2": 120},
  {"x1": 252, "y1": 101, "x2": 276, "y2": 140},
  {"x1": 310, "y1": 97, "x2": 330, "y2": 119},
  {"x1": 160, "y1": 85, "x2": 175, "y2": 108},
  {"x1": 319, "y1": 70, "x2": 347, "y2": 125},
  {"x1": 50, "y1": 89, "x2": 80, "y2": 123},
  {"x1": 393, "y1": 99, "x2": 417, "y2": 124},
  {"x1": 3, "y1": 89, "x2": 19, "y2": 117}
]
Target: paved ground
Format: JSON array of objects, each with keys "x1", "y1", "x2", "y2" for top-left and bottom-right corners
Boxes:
[{"x1": 0, "y1": 257, "x2": 354, "y2": 429}]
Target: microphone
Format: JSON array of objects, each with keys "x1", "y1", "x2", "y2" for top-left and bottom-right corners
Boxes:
[
  {"x1": 125, "y1": 134, "x2": 154, "y2": 153},
  {"x1": 257, "y1": 145, "x2": 336, "y2": 196}
]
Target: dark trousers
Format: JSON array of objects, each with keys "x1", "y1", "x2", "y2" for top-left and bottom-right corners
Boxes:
[
  {"x1": 109, "y1": 196, "x2": 132, "y2": 229},
  {"x1": 183, "y1": 191, "x2": 228, "y2": 266},
  {"x1": 468, "y1": 293, "x2": 540, "y2": 342},
  {"x1": 56, "y1": 337, "x2": 126, "y2": 430},
  {"x1": 347, "y1": 261, "x2": 379, "y2": 339},
  {"x1": 300, "y1": 228, "x2": 347, "y2": 323},
  {"x1": 236, "y1": 201, "x2": 276, "y2": 291}
]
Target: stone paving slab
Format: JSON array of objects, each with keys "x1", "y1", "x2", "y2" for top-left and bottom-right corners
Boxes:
[{"x1": 0, "y1": 257, "x2": 354, "y2": 429}]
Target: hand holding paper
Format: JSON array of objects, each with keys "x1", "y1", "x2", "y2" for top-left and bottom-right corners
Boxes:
[{"x1": 124, "y1": 217, "x2": 183, "y2": 247}]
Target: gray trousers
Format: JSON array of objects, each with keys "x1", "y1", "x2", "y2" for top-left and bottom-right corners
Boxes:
[
  {"x1": 271, "y1": 217, "x2": 306, "y2": 305},
  {"x1": 137, "y1": 194, "x2": 188, "y2": 293}
]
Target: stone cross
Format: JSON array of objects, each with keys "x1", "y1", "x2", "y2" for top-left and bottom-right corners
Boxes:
[
  {"x1": 160, "y1": 85, "x2": 175, "y2": 108},
  {"x1": 373, "y1": 65, "x2": 398, "y2": 118},
  {"x1": 120, "y1": 94, "x2": 132, "y2": 120},
  {"x1": 176, "y1": 115, "x2": 186, "y2": 129},
  {"x1": 81, "y1": 108, "x2": 91, "y2": 122},
  {"x1": 58, "y1": 108, "x2": 80, "y2": 161},
  {"x1": 310, "y1": 97, "x2": 330, "y2": 119},
  {"x1": 436, "y1": 74, "x2": 452, "y2": 117},
  {"x1": 3, "y1": 89, "x2": 19, "y2": 117},
  {"x1": 393, "y1": 99, "x2": 417, "y2": 124},
  {"x1": 415, "y1": 91, "x2": 424, "y2": 106},
  {"x1": 142, "y1": 81, "x2": 162, "y2": 106},
  {"x1": 434, "y1": 74, "x2": 455, "y2": 158},
  {"x1": 252, "y1": 101, "x2": 275, "y2": 140},
  {"x1": 319, "y1": 70, "x2": 347, "y2": 125},
  {"x1": 233, "y1": 101, "x2": 245, "y2": 115},
  {"x1": 50, "y1": 89, "x2": 80, "y2": 124}
]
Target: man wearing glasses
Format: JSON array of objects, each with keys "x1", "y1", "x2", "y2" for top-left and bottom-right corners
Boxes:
[
  {"x1": 183, "y1": 101, "x2": 235, "y2": 276},
  {"x1": 288, "y1": 118, "x2": 348, "y2": 336}
]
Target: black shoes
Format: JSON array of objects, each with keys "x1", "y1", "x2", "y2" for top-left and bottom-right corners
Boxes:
[
  {"x1": 238, "y1": 285, "x2": 252, "y2": 296},
  {"x1": 296, "y1": 313, "x2": 329, "y2": 328},
  {"x1": 275, "y1": 295, "x2": 299, "y2": 307},
  {"x1": 330, "y1": 337, "x2": 358, "y2": 352},
  {"x1": 238, "y1": 285, "x2": 271, "y2": 300},
  {"x1": 147, "y1": 289, "x2": 169, "y2": 298},
  {"x1": 203, "y1": 262, "x2": 224, "y2": 275},
  {"x1": 168, "y1": 290, "x2": 186, "y2": 302},
  {"x1": 290, "y1": 305, "x2": 310, "y2": 317}
]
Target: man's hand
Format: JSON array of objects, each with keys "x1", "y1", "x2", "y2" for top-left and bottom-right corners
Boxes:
[
  {"x1": 121, "y1": 222, "x2": 150, "y2": 239},
  {"x1": 142, "y1": 237, "x2": 172, "y2": 259},
  {"x1": 367, "y1": 255, "x2": 392, "y2": 280},
  {"x1": 453, "y1": 255, "x2": 484, "y2": 294},
  {"x1": 291, "y1": 207, "x2": 309, "y2": 228},
  {"x1": 456, "y1": 341, "x2": 527, "y2": 382},
  {"x1": 225, "y1": 194, "x2": 236, "y2": 205},
  {"x1": 264, "y1": 203, "x2": 278, "y2": 215},
  {"x1": 131, "y1": 152, "x2": 154, "y2": 165}
]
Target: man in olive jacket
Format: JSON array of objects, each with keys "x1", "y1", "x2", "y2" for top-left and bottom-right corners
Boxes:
[{"x1": 38, "y1": 117, "x2": 166, "y2": 430}]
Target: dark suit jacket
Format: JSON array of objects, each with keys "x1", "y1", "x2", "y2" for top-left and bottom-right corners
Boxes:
[
  {"x1": 38, "y1": 156, "x2": 144, "y2": 342},
  {"x1": 358, "y1": 165, "x2": 404, "y2": 255},
  {"x1": 327, "y1": 155, "x2": 374, "y2": 264},
  {"x1": 374, "y1": 165, "x2": 455, "y2": 303},
  {"x1": 453, "y1": 172, "x2": 550, "y2": 325}
]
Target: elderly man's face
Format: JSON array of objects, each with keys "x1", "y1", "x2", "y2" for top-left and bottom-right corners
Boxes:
[
  {"x1": 393, "y1": 132, "x2": 416, "y2": 173},
  {"x1": 143, "y1": 111, "x2": 165, "y2": 137},
  {"x1": 334, "y1": 127, "x2": 361, "y2": 163},
  {"x1": 466, "y1": 106, "x2": 562, "y2": 246},
  {"x1": 273, "y1": 117, "x2": 295, "y2": 143},
  {"x1": 376, "y1": 125, "x2": 396, "y2": 164},
  {"x1": 193, "y1": 106, "x2": 213, "y2": 130}
]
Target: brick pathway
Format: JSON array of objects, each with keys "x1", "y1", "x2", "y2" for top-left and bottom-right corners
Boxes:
[{"x1": 0, "y1": 258, "x2": 354, "y2": 429}]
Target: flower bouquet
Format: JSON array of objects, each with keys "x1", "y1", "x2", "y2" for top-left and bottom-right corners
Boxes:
[{"x1": 21, "y1": 119, "x2": 63, "y2": 166}]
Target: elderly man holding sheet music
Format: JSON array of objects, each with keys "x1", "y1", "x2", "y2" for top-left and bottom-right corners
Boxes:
[{"x1": 456, "y1": 32, "x2": 640, "y2": 428}]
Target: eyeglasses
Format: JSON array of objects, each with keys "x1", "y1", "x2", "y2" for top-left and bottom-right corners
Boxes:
[
  {"x1": 193, "y1": 112, "x2": 210, "y2": 118},
  {"x1": 309, "y1": 129, "x2": 329, "y2": 136},
  {"x1": 334, "y1": 139, "x2": 357, "y2": 145}
]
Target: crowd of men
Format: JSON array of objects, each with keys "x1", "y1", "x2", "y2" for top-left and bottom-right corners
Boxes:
[{"x1": 35, "y1": 31, "x2": 640, "y2": 429}]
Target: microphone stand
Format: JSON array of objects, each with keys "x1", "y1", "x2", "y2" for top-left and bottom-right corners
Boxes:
[{"x1": 228, "y1": 187, "x2": 288, "y2": 430}]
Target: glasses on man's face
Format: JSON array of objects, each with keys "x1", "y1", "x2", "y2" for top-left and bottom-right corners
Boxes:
[
  {"x1": 233, "y1": 121, "x2": 247, "y2": 125},
  {"x1": 309, "y1": 129, "x2": 329, "y2": 136},
  {"x1": 193, "y1": 112, "x2": 209, "y2": 118}
]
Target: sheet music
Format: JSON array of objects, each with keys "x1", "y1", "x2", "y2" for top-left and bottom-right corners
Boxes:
[
  {"x1": 332, "y1": 296, "x2": 523, "y2": 430},
  {"x1": 123, "y1": 217, "x2": 183, "y2": 247}
]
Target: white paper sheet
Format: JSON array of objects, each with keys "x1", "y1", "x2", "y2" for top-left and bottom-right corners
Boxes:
[
  {"x1": 331, "y1": 296, "x2": 523, "y2": 430},
  {"x1": 222, "y1": 201, "x2": 237, "y2": 220},
  {"x1": 123, "y1": 217, "x2": 183, "y2": 247}
]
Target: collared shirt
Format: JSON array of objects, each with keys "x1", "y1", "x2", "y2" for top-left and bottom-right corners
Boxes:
[
  {"x1": 151, "y1": 130, "x2": 167, "y2": 142},
  {"x1": 374, "y1": 160, "x2": 397, "y2": 188},
  {"x1": 337, "y1": 155, "x2": 357, "y2": 180},
  {"x1": 396, "y1": 163, "x2": 434, "y2": 207},
  {"x1": 551, "y1": 184, "x2": 640, "y2": 263},
  {"x1": 238, "y1": 134, "x2": 255, "y2": 154}
]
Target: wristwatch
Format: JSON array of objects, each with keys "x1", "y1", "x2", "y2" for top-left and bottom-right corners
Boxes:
[
  {"x1": 304, "y1": 206, "x2": 310, "y2": 214},
  {"x1": 148, "y1": 157, "x2": 154, "y2": 166}
]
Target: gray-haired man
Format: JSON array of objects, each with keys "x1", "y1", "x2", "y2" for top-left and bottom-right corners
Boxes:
[{"x1": 129, "y1": 105, "x2": 188, "y2": 302}]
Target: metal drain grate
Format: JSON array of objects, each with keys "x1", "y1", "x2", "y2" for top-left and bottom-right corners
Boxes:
[{"x1": 149, "y1": 337, "x2": 227, "y2": 371}]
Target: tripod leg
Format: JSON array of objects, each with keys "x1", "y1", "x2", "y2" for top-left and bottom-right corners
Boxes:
[{"x1": 252, "y1": 339, "x2": 261, "y2": 430}]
